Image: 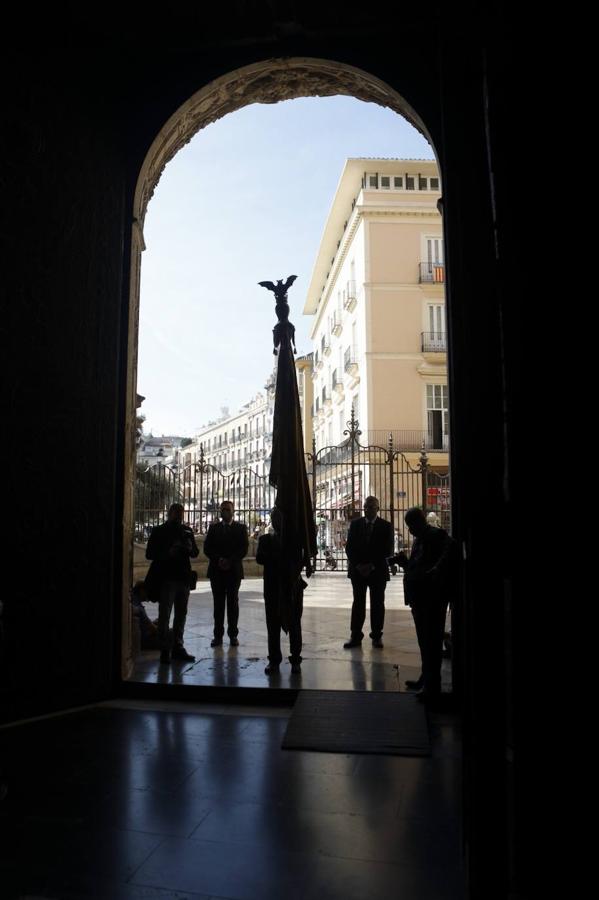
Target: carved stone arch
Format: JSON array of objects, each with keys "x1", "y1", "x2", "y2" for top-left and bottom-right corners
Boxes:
[{"x1": 133, "y1": 58, "x2": 432, "y2": 228}]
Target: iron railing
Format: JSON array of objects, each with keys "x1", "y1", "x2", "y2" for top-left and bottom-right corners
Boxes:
[
  {"x1": 419, "y1": 262, "x2": 445, "y2": 283},
  {"x1": 421, "y1": 332, "x2": 447, "y2": 352},
  {"x1": 135, "y1": 411, "x2": 450, "y2": 570}
]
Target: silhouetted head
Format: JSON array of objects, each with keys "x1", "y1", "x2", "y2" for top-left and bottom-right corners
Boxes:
[
  {"x1": 168, "y1": 503, "x2": 184, "y2": 523},
  {"x1": 363, "y1": 496, "x2": 380, "y2": 521},
  {"x1": 270, "y1": 506, "x2": 283, "y2": 535},
  {"x1": 405, "y1": 507, "x2": 428, "y2": 537},
  {"x1": 220, "y1": 500, "x2": 234, "y2": 523}
]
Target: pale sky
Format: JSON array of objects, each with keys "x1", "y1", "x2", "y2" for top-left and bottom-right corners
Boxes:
[{"x1": 138, "y1": 95, "x2": 434, "y2": 437}]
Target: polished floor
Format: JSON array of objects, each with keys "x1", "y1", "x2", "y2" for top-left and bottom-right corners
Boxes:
[
  {"x1": 130, "y1": 574, "x2": 452, "y2": 693},
  {"x1": 0, "y1": 699, "x2": 464, "y2": 899}
]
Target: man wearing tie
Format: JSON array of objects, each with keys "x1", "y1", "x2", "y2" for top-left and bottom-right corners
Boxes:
[
  {"x1": 343, "y1": 496, "x2": 394, "y2": 649},
  {"x1": 204, "y1": 500, "x2": 249, "y2": 647}
]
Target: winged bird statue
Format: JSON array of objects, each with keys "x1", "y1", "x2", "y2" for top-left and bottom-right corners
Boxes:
[{"x1": 258, "y1": 275, "x2": 298, "y2": 355}]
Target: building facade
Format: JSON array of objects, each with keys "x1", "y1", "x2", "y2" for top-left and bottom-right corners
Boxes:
[
  {"x1": 304, "y1": 157, "x2": 448, "y2": 459},
  {"x1": 303, "y1": 159, "x2": 449, "y2": 534}
]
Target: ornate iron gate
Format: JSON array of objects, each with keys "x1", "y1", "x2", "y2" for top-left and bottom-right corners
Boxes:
[
  {"x1": 134, "y1": 448, "x2": 276, "y2": 543},
  {"x1": 306, "y1": 411, "x2": 449, "y2": 571},
  {"x1": 135, "y1": 413, "x2": 450, "y2": 570}
]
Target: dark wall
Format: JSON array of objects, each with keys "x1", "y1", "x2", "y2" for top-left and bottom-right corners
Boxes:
[
  {"x1": 1, "y1": 65, "x2": 126, "y2": 717},
  {"x1": 1, "y1": 4, "x2": 535, "y2": 898}
]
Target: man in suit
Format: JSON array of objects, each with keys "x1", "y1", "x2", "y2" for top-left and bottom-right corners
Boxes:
[
  {"x1": 145, "y1": 503, "x2": 199, "y2": 665},
  {"x1": 393, "y1": 506, "x2": 457, "y2": 702},
  {"x1": 256, "y1": 506, "x2": 304, "y2": 676},
  {"x1": 343, "y1": 496, "x2": 394, "y2": 649},
  {"x1": 203, "y1": 500, "x2": 249, "y2": 647}
]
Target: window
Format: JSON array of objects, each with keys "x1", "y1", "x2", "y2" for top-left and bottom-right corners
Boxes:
[
  {"x1": 418, "y1": 176, "x2": 427, "y2": 190},
  {"x1": 426, "y1": 384, "x2": 449, "y2": 450},
  {"x1": 422, "y1": 236, "x2": 445, "y2": 280},
  {"x1": 380, "y1": 175, "x2": 391, "y2": 189},
  {"x1": 427, "y1": 237, "x2": 444, "y2": 264},
  {"x1": 406, "y1": 175, "x2": 415, "y2": 190},
  {"x1": 427, "y1": 304, "x2": 445, "y2": 337},
  {"x1": 430, "y1": 177, "x2": 439, "y2": 190},
  {"x1": 393, "y1": 176, "x2": 403, "y2": 189}
]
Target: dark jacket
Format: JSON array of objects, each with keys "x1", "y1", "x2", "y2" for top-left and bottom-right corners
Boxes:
[
  {"x1": 345, "y1": 516, "x2": 394, "y2": 582},
  {"x1": 398, "y1": 525, "x2": 457, "y2": 606},
  {"x1": 204, "y1": 520, "x2": 249, "y2": 580},
  {"x1": 145, "y1": 521, "x2": 199, "y2": 584},
  {"x1": 256, "y1": 532, "x2": 282, "y2": 602}
]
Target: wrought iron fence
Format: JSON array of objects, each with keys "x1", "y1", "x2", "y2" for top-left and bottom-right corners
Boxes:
[{"x1": 134, "y1": 412, "x2": 450, "y2": 570}]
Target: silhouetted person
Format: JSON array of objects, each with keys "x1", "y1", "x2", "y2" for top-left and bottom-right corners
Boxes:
[
  {"x1": 393, "y1": 507, "x2": 457, "y2": 702},
  {"x1": 256, "y1": 506, "x2": 304, "y2": 675},
  {"x1": 204, "y1": 500, "x2": 249, "y2": 647},
  {"x1": 145, "y1": 503, "x2": 199, "y2": 664},
  {"x1": 343, "y1": 496, "x2": 394, "y2": 649}
]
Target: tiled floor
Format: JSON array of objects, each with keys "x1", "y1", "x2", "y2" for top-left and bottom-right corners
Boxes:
[
  {"x1": 0, "y1": 701, "x2": 464, "y2": 899},
  {"x1": 130, "y1": 573, "x2": 452, "y2": 692}
]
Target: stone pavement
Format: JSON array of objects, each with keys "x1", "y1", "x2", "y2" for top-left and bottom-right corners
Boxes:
[{"x1": 130, "y1": 572, "x2": 453, "y2": 693}]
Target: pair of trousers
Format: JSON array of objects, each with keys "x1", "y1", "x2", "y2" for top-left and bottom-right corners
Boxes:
[
  {"x1": 210, "y1": 574, "x2": 241, "y2": 639},
  {"x1": 264, "y1": 594, "x2": 302, "y2": 665},
  {"x1": 349, "y1": 577, "x2": 386, "y2": 641},
  {"x1": 410, "y1": 598, "x2": 449, "y2": 694},
  {"x1": 158, "y1": 580, "x2": 190, "y2": 651}
]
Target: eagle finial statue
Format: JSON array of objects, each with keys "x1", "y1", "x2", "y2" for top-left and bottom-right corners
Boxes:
[{"x1": 258, "y1": 275, "x2": 298, "y2": 355}]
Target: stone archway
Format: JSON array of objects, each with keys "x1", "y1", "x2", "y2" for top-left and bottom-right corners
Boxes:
[{"x1": 122, "y1": 57, "x2": 436, "y2": 676}]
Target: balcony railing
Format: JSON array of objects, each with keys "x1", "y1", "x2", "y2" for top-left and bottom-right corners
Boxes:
[
  {"x1": 343, "y1": 281, "x2": 357, "y2": 311},
  {"x1": 367, "y1": 429, "x2": 449, "y2": 452},
  {"x1": 331, "y1": 311, "x2": 343, "y2": 336},
  {"x1": 419, "y1": 262, "x2": 445, "y2": 284},
  {"x1": 332, "y1": 370, "x2": 344, "y2": 393},
  {"x1": 421, "y1": 332, "x2": 447, "y2": 352},
  {"x1": 344, "y1": 347, "x2": 358, "y2": 374}
]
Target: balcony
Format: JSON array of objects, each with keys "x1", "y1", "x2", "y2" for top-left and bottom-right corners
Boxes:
[
  {"x1": 419, "y1": 262, "x2": 445, "y2": 284},
  {"x1": 322, "y1": 387, "x2": 332, "y2": 408},
  {"x1": 332, "y1": 369, "x2": 344, "y2": 395},
  {"x1": 344, "y1": 347, "x2": 359, "y2": 376},
  {"x1": 331, "y1": 311, "x2": 343, "y2": 336},
  {"x1": 367, "y1": 429, "x2": 449, "y2": 452},
  {"x1": 421, "y1": 332, "x2": 447, "y2": 353},
  {"x1": 343, "y1": 280, "x2": 357, "y2": 311}
]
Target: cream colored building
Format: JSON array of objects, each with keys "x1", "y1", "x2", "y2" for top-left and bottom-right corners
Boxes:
[
  {"x1": 304, "y1": 158, "x2": 448, "y2": 462},
  {"x1": 182, "y1": 372, "x2": 275, "y2": 479}
]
